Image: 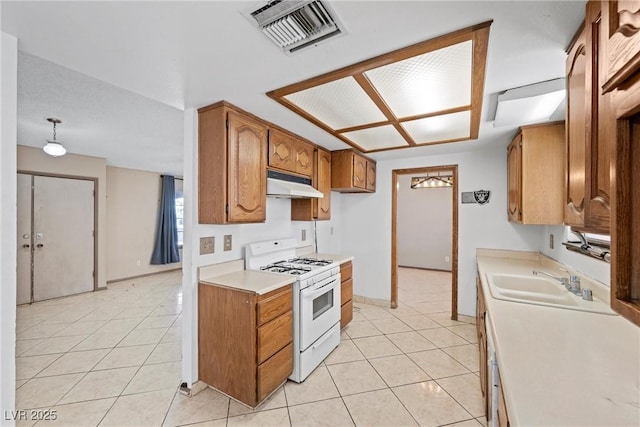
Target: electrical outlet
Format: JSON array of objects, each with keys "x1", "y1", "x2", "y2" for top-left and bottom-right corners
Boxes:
[
  {"x1": 136, "y1": 260, "x2": 141, "y2": 267},
  {"x1": 549, "y1": 234, "x2": 554, "y2": 249},
  {"x1": 224, "y1": 235, "x2": 232, "y2": 251},
  {"x1": 330, "y1": 227, "x2": 334, "y2": 235},
  {"x1": 301, "y1": 229, "x2": 307, "y2": 241},
  {"x1": 200, "y1": 237, "x2": 215, "y2": 255},
  {"x1": 445, "y1": 256, "x2": 450, "y2": 262}
]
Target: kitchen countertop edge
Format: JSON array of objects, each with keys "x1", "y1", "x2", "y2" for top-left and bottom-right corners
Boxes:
[
  {"x1": 476, "y1": 248, "x2": 640, "y2": 427},
  {"x1": 200, "y1": 270, "x2": 296, "y2": 295}
]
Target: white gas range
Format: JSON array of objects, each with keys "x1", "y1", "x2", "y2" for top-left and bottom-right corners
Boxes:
[{"x1": 246, "y1": 238, "x2": 341, "y2": 383}]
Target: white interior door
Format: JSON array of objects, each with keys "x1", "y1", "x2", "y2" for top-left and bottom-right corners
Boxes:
[
  {"x1": 32, "y1": 175, "x2": 95, "y2": 301},
  {"x1": 17, "y1": 174, "x2": 33, "y2": 305}
]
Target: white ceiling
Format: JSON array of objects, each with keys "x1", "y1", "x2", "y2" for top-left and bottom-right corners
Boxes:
[{"x1": 2, "y1": 1, "x2": 585, "y2": 175}]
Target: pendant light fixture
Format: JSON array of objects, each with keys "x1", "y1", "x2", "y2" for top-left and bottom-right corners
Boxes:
[{"x1": 43, "y1": 118, "x2": 66, "y2": 157}]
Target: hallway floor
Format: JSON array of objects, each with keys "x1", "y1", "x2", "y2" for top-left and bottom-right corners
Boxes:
[{"x1": 14, "y1": 267, "x2": 484, "y2": 426}]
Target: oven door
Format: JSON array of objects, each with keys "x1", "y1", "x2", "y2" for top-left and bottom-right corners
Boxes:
[{"x1": 299, "y1": 274, "x2": 341, "y2": 350}]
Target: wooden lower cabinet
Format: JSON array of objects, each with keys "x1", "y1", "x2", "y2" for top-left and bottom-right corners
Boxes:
[
  {"x1": 340, "y1": 261, "x2": 353, "y2": 329},
  {"x1": 497, "y1": 377, "x2": 511, "y2": 427},
  {"x1": 198, "y1": 283, "x2": 293, "y2": 407},
  {"x1": 476, "y1": 276, "x2": 488, "y2": 418}
]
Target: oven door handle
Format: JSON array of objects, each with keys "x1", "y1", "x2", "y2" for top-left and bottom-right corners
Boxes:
[
  {"x1": 304, "y1": 278, "x2": 338, "y2": 298},
  {"x1": 312, "y1": 327, "x2": 337, "y2": 349}
]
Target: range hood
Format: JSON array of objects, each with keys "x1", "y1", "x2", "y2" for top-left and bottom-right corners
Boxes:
[{"x1": 267, "y1": 170, "x2": 324, "y2": 199}]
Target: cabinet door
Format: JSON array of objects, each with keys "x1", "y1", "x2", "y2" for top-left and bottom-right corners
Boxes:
[
  {"x1": 366, "y1": 161, "x2": 376, "y2": 191},
  {"x1": 227, "y1": 111, "x2": 267, "y2": 222},
  {"x1": 587, "y1": 1, "x2": 612, "y2": 233},
  {"x1": 602, "y1": 1, "x2": 640, "y2": 93},
  {"x1": 566, "y1": 26, "x2": 588, "y2": 228},
  {"x1": 506, "y1": 135, "x2": 522, "y2": 223},
  {"x1": 315, "y1": 149, "x2": 331, "y2": 220},
  {"x1": 353, "y1": 155, "x2": 367, "y2": 189},
  {"x1": 295, "y1": 141, "x2": 313, "y2": 177},
  {"x1": 268, "y1": 129, "x2": 296, "y2": 173}
]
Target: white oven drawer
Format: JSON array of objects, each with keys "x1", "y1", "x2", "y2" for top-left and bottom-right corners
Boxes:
[{"x1": 295, "y1": 322, "x2": 340, "y2": 382}]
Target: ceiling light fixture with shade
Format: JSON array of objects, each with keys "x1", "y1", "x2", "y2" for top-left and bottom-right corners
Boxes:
[
  {"x1": 411, "y1": 173, "x2": 454, "y2": 189},
  {"x1": 43, "y1": 118, "x2": 66, "y2": 157}
]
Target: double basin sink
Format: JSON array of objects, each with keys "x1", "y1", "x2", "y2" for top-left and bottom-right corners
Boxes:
[{"x1": 487, "y1": 273, "x2": 615, "y2": 315}]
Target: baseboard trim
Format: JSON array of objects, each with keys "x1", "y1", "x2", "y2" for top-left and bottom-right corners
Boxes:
[
  {"x1": 398, "y1": 265, "x2": 452, "y2": 273},
  {"x1": 353, "y1": 294, "x2": 390, "y2": 307},
  {"x1": 107, "y1": 267, "x2": 182, "y2": 284}
]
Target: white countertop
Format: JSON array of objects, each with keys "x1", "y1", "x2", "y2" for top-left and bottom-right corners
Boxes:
[
  {"x1": 476, "y1": 249, "x2": 640, "y2": 426},
  {"x1": 200, "y1": 270, "x2": 295, "y2": 295},
  {"x1": 312, "y1": 253, "x2": 354, "y2": 265}
]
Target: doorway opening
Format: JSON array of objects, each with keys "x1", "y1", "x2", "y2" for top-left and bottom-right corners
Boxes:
[{"x1": 391, "y1": 165, "x2": 459, "y2": 320}]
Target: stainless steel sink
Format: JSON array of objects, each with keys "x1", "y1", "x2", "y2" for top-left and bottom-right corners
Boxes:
[{"x1": 487, "y1": 273, "x2": 615, "y2": 315}]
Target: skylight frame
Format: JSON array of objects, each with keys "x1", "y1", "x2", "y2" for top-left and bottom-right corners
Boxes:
[{"x1": 267, "y1": 21, "x2": 492, "y2": 153}]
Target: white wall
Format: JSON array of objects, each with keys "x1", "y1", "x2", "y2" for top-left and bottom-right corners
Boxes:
[
  {"x1": 541, "y1": 225, "x2": 610, "y2": 285},
  {"x1": 397, "y1": 174, "x2": 452, "y2": 271},
  {"x1": 106, "y1": 166, "x2": 182, "y2": 281},
  {"x1": 1, "y1": 31, "x2": 18, "y2": 426},
  {"x1": 181, "y1": 108, "x2": 342, "y2": 386},
  {"x1": 340, "y1": 144, "x2": 546, "y2": 316}
]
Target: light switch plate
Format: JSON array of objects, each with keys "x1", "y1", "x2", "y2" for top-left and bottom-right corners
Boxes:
[
  {"x1": 200, "y1": 237, "x2": 215, "y2": 255},
  {"x1": 224, "y1": 235, "x2": 232, "y2": 251}
]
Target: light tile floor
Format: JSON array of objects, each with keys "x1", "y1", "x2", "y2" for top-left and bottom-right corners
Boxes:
[{"x1": 14, "y1": 267, "x2": 486, "y2": 427}]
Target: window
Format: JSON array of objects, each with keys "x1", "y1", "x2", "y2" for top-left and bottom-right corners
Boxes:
[{"x1": 175, "y1": 180, "x2": 184, "y2": 247}]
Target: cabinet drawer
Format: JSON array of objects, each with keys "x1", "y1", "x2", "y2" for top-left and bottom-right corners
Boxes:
[
  {"x1": 340, "y1": 262, "x2": 352, "y2": 281},
  {"x1": 257, "y1": 342, "x2": 293, "y2": 402},
  {"x1": 341, "y1": 278, "x2": 353, "y2": 305},
  {"x1": 257, "y1": 310, "x2": 292, "y2": 364},
  {"x1": 340, "y1": 299, "x2": 353, "y2": 329},
  {"x1": 257, "y1": 287, "x2": 292, "y2": 326}
]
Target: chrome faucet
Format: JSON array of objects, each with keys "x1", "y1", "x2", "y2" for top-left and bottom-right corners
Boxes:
[
  {"x1": 532, "y1": 270, "x2": 569, "y2": 286},
  {"x1": 532, "y1": 270, "x2": 582, "y2": 295}
]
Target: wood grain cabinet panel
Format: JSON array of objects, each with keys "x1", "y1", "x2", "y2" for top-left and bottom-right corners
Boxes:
[
  {"x1": 476, "y1": 276, "x2": 488, "y2": 419},
  {"x1": 198, "y1": 102, "x2": 267, "y2": 224},
  {"x1": 565, "y1": 3, "x2": 613, "y2": 234},
  {"x1": 602, "y1": 0, "x2": 640, "y2": 93},
  {"x1": 198, "y1": 282, "x2": 293, "y2": 407},
  {"x1": 268, "y1": 129, "x2": 296, "y2": 173},
  {"x1": 331, "y1": 149, "x2": 376, "y2": 193},
  {"x1": 340, "y1": 261, "x2": 354, "y2": 329},
  {"x1": 257, "y1": 310, "x2": 292, "y2": 364},
  {"x1": 257, "y1": 287, "x2": 293, "y2": 326},
  {"x1": 565, "y1": 26, "x2": 588, "y2": 228},
  {"x1": 507, "y1": 122, "x2": 565, "y2": 225},
  {"x1": 291, "y1": 148, "x2": 332, "y2": 221},
  {"x1": 295, "y1": 142, "x2": 313, "y2": 177}
]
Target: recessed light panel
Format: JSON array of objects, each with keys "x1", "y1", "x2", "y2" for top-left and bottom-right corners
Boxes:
[
  {"x1": 365, "y1": 41, "x2": 472, "y2": 118},
  {"x1": 402, "y1": 111, "x2": 471, "y2": 144},
  {"x1": 284, "y1": 77, "x2": 387, "y2": 129},
  {"x1": 342, "y1": 125, "x2": 408, "y2": 151},
  {"x1": 268, "y1": 21, "x2": 491, "y2": 153}
]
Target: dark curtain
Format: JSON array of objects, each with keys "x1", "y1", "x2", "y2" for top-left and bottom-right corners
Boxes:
[{"x1": 151, "y1": 175, "x2": 180, "y2": 264}]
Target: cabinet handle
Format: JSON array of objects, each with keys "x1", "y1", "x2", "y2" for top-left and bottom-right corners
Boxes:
[
  {"x1": 22, "y1": 244, "x2": 30, "y2": 248},
  {"x1": 36, "y1": 243, "x2": 44, "y2": 248}
]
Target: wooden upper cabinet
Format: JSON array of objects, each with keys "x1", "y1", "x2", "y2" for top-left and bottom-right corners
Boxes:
[
  {"x1": 507, "y1": 122, "x2": 565, "y2": 225},
  {"x1": 331, "y1": 149, "x2": 376, "y2": 193},
  {"x1": 565, "y1": 4, "x2": 612, "y2": 234},
  {"x1": 295, "y1": 141, "x2": 313, "y2": 177},
  {"x1": 198, "y1": 103, "x2": 267, "y2": 224},
  {"x1": 565, "y1": 25, "x2": 588, "y2": 228},
  {"x1": 268, "y1": 129, "x2": 296, "y2": 173},
  {"x1": 291, "y1": 148, "x2": 332, "y2": 221},
  {"x1": 506, "y1": 135, "x2": 522, "y2": 223},
  {"x1": 602, "y1": 0, "x2": 640, "y2": 93},
  {"x1": 587, "y1": 1, "x2": 613, "y2": 233},
  {"x1": 268, "y1": 128, "x2": 313, "y2": 178},
  {"x1": 366, "y1": 161, "x2": 376, "y2": 191},
  {"x1": 315, "y1": 149, "x2": 331, "y2": 220}
]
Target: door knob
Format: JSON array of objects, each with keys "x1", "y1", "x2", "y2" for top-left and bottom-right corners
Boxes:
[
  {"x1": 36, "y1": 243, "x2": 44, "y2": 248},
  {"x1": 22, "y1": 244, "x2": 30, "y2": 248}
]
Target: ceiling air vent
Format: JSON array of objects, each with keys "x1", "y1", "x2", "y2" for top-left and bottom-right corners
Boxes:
[{"x1": 248, "y1": 0, "x2": 345, "y2": 54}]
